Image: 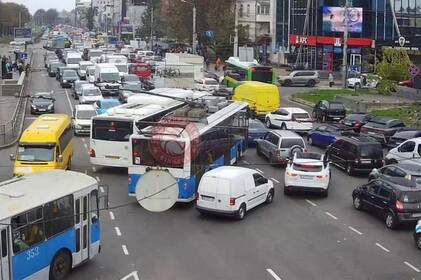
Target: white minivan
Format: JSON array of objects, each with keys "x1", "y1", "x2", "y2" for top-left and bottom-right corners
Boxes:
[{"x1": 196, "y1": 166, "x2": 274, "y2": 219}]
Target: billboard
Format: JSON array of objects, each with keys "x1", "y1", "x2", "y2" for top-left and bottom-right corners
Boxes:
[
  {"x1": 322, "y1": 7, "x2": 363, "y2": 33},
  {"x1": 14, "y1": 28, "x2": 32, "y2": 42}
]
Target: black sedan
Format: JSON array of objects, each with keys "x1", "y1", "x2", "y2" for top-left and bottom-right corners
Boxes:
[
  {"x1": 30, "y1": 92, "x2": 55, "y2": 114},
  {"x1": 341, "y1": 113, "x2": 373, "y2": 132},
  {"x1": 312, "y1": 100, "x2": 346, "y2": 122}
]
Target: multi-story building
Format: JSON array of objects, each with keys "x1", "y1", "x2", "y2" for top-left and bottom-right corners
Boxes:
[
  {"x1": 123, "y1": 0, "x2": 148, "y2": 34},
  {"x1": 93, "y1": 0, "x2": 122, "y2": 34}
]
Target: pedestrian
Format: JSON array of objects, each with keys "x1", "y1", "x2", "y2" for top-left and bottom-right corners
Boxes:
[
  {"x1": 215, "y1": 57, "x2": 222, "y2": 71},
  {"x1": 205, "y1": 57, "x2": 210, "y2": 70},
  {"x1": 328, "y1": 72, "x2": 334, "y2": 87}
]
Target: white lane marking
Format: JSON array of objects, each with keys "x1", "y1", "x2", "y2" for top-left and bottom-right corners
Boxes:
[
  {"x1": 256, "y1": 168, "x2": 264, "y2": 173},
  {"x1": 348, "y1": 226, "x2": 363, "y2": 235},
  {"x1": 266, "y1": 268, "x2": 282, "y2": 280},
  {"x1": 115, "y1": 227, "x2": 122, "y2": 236},
  {"x1": 100, "y1": 186, "x2": 105, "y2": 193},
  {"x1": 83, "y1": 143, "x2": 88, "y2": 149},
  {"x1": 92, "y1": 166, "x2": 96, "y2": 172},
  {"x1": 64, "y1": 89, "x2": 73, "y2": 116},
  {"x1": 325, "y1": 212, "x2": 338, "y2": 220},
  {"x1": 96, "y1": 176, "x2": 101, "y2": 182},
  {"x1": 120, "y1": 271, "x2": 140, "y2": 280},
  {"x1": 375, "y1": 242, "x2": 390, "y2": 253},
  {"x1": 243, "y1": 160, "x2": 249, "y2": 164},
  {"x1": 122, "y1": 245, "x2": 129, "y2": 255},
  {"x1": 404, "y1": 261, "x2": 421, "y2": 273},
  {"x1": 305, "y1": 199, "x2": 317, "y2": 207},
  {"x1": 271, "y1": 178, "x2": 280, "y2": 184},
  {"x1": 109, "y1": 211, "x2": 115, "y2": 220}
]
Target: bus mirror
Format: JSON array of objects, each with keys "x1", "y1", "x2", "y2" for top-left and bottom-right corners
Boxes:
[
  {"x1": 58, "y1": 155, "x2": 64, "y2": 162},
  {"x1": 9, "y1": 154, "x2": 15, "y2": 161}
]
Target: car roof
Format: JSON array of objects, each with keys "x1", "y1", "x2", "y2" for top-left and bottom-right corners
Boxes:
[
  {"x1": 75, "y1": 104, "x2": 95, "y2": 111},
  {"x1": 386, "y1": 163, "x2": 421, "y2": 175},
  {"x1": 203, "y1": 166, "x2": 256, "y2": 179},
  {"x1": 271, "y1": 130, "x2": 303, "y2": 138},
  {"x1": 81, "y1": 84, "x2": 97, "y2": 89},
  {"x1": 378, "y1": 177, "x2": 421, "y2": 191},
  {"x1": 101, "y1": 99, "x2": 120, "y2": 104},
  {"x1": 280, "y1": 107, "x2": 309, "y2": 113},
  {"x1": 340, "y1": 135, "x2": 380, "y2": 144}
]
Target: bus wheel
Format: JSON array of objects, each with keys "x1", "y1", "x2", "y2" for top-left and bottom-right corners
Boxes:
[{"x1": 50, "y1": 250, "x2": 71, "y2": 280}]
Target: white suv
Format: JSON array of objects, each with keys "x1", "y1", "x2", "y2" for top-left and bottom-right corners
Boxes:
[
  {"x1": 385, "y1": 138, "x2": 421, "y2": 165},
  {"x1": 265, "y1": 107, "x2": 313, "y2": 131},
  {"x1": 73, "y1": 104, "x2": 97, "y2": 135},
  {"x1": 284, "y1": 152, "x2": 330, "y2": 197}
]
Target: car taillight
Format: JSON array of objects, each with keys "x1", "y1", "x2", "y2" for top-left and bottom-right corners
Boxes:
[
  {"x1": 355, "y1": 121, "x2": 362, "y2": 128},
  {"x1": 89, "y1": 148, "x2": 96, "y2": 157},
  {"x1": 128, "y1": 176, "x2": 132, "y2": 185},
  {"x1": 396, "y1": 200, "x2": 404, "y2": 211},
  {"x1": 229, "y1": 198, "x2": 236, "y2": 206},
  {"x1": 287, "y1": 171, "x2": 298, "y2": 177}
]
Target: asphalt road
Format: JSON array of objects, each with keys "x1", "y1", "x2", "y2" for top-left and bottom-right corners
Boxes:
[{"x1": 0, "y1": 49, "x2": 420, "y2": 280}]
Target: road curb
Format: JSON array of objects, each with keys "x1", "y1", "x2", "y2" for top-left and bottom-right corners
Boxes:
[{"x1": 288, "y1": 95, "x2": 315, "y2": 108}]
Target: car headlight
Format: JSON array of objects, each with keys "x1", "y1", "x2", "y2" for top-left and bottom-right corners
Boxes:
[
  {"x1": 63, "y1": 80, "x2": 67, "y2": 83},
  {"x1": 31, "y1": 104, "x2": 36, "y2": 109},
  {"x1": 75, "y1": 124, "x2": 82, "y2": 129},
  {"x1": 48, "y1": 104, "x2": 54, "y2": 109}
]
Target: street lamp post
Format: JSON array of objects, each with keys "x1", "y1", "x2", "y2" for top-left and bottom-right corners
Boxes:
[
  {"x1": 342, "y1": 0, "x2": 350, "y2": 89},
  {"x1": 181, "y1": 0, "x2": 197, "y2": 54}
]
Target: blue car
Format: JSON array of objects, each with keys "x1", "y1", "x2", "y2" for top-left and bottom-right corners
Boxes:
[
  {"x1": 94, "y1": 98, "x2": 122, "y2": 115},
  {"x1": 248, "y1": 119, "x2": 268, "y2": 145},
  {"x1": 308, "y1": 123, "x2": 353, "y2": 148}
]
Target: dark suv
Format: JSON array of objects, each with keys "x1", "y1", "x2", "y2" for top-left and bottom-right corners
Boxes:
[
  {"x1": 327, "y1": 136, "x2": 384, "y2": 175},
  {"x1": 312, "y1": 100, "x2": 346, "y2": 122},
  {"x1": 352, "y1": 178, "x2": 421, "y2": 229},
  {"x1": 360, "y1": 117, "x2": 406, "y2": 145}
]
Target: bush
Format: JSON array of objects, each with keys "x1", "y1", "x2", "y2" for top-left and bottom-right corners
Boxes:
[
  {"x1": 376, "y1": 48, "x2": 411, "y2": 83},
  {"x1": 377, "y1": 79, "x2": 396, "y2": 95}
]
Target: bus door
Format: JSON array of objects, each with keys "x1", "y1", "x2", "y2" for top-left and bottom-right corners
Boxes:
[
  {"x1": 73, "y1": 191, "x2": 90, "y2": 266},
  {"x1": 0, "y1": 225, "x2": 10, "y2": 280}
]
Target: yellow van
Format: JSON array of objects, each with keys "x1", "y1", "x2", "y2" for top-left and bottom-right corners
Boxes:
[
  {"x1": 12, "y1": 114, "x2": 74, "y2": 176},
  {"x1": 232, "y1": 81, "x2": 280, "y2": 117}
]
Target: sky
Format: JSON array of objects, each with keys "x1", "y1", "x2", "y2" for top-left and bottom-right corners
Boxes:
[{"x1": 4, "y1": 0, "x2": 87, "y2": 14}]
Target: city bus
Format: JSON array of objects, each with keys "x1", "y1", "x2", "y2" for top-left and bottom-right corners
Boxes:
[
  {"x1": 0, "y1": 170, "x2": 101, "y2": 280},
  {"x1": 224, "y1": 56, "x2": 276, "y2": 87},
  {"x1": 89, "y1": 101, "x2": 184, "y2": 168},
  {"x1": 128, "y1": 100, "x2": 249, "y2": 202}
]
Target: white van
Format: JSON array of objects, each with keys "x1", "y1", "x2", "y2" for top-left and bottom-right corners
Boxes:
[
  {"x1": 73, "y1": 104, "x2": 97, "y2": 135},
  {"x1": 66, "y1": 52, "x2": 82, "y2": 68},
  {"x1": 196, "y1": 166, "x2": 274, "y2": 219}
]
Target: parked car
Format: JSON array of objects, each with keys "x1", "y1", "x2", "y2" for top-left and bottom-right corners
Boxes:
[
  {"x1": 265, "y1": 107, "x2": 313, "y2": 132},
  {"x1": 399, "y1": 80, "x2": 413, "y2": 88},
  {"x1": 284, "y1": 152, "x2": 330, "y2": 197},
  {"x1": 194, "y1": 78, "x2": 220, "y2": 91},
  {"x1": 312, "y1": 100, "x2": 346, "y2": 122},
  {"x1": 385, "y1": 138, "x2": 421, "y2": 165},
  {"x1": 307, "y1": 124, "x2": 354, "y2": 148},
  {"x1": 79, "y1": 84, "x2": 103, "y2": 104},
  {"x1": 277, "y1": 70, "x2": 320, "y2": 87},
  {"x1": 369, "y1": 163, "x2": 421, "y2": 186},
  {"x1": 73, "y1": 80, "x2": 89, "y2": 99},
  {"x1": 60, "y1": 69, "x2": 79, "y2": 88},
  {"x1": 256, "y1": 130, "x2": 306, "y2": 165},
  {"x1": 341, "y1": 113, "x2": 373, "y2": 132},
  {"x1": 346, "y1": 74, "x2": 379, "y2": 89},
  {"x1": 30, "y1": 92, "x2": 55, "y2": 114},
  {"x1": 352, "y1": 178, "x2": 421, "y2": 229},
  {"x1": 196, "y1": 166, "x2": 274, "y2": 220},
  {"x1": 327, "y1": 136, "x2": 384, "y2": 175},
  {"x1": 387, "y1": 130, "x2": 421, "y2": 150},
  {"x1": 94, "y1": 99, "x2": 121, "y2": 115},
  {"x1": 414, "y1": 220, "x2": 421, "y2": 249},
  {"x1": 73, "y1": 104, "x2": 97, "y2": 135},
  {"x1": 360, "y1": 117, "x2": 406, "y2": 145},
  {"x1": 248, "y1": 119, "x2": 268, "y2": 145}
]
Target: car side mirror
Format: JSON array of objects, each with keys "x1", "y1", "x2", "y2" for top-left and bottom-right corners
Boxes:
[
  {"x1": 9, "y1": 154, "x2": 15, "y2": 161},
  {"x1": 57, "y1": 155, "x2": 64, "y2": 163},
  {"x1": 263, "y1": 178, "x2": 268, "y2": 184}
]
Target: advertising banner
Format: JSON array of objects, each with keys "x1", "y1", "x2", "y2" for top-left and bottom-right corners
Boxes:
[
  {"x1": 14, "y1": 28, "x2": 32, "y2": 42},
  {"x1": 322, "y1": 7, "x2": 363, "y2": 33}
]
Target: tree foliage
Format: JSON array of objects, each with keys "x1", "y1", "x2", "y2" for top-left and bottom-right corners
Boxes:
[
  {"x1": 0, "y1": 1, "x2": 31, "y2": 36},
  {"x1": 138, "y1": 0, "x2": 166, "y2": 40}
]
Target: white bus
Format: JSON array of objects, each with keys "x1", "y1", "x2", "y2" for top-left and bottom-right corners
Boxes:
[
  {"x1": 89, "y1": 101, "x2": 184, "y2": 168},
  {"x1": 128, "y1": 101, "x2": 249, "y2": 202},
  {"x1": 0, "y1": 170, "x2": 101, "y2": 280}
]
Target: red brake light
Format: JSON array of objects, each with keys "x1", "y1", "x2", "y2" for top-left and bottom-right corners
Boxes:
[
  {"x1": 128, "y1": 176, "x2": 132, "y2": 185},
  {"x1": 252, "y1": 67, "x2": 256, "y2": 73},
  {"x1": 229, "y1": 198, "x2": 236, "y2": 206},
  {"x1": 133, "y1": 151, "x2": 140, "y2": 157},
  {"x1": 89, "y1": 148, "x2": 96, "y2": 157},
  {"x1": 396, "y1": 200, "x2": 404, "y2": 211}
]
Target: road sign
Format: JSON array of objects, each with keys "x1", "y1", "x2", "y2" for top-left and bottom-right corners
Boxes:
[
  {"x1": 14, "y1": 28, "x2": 32, "y2": 42},
  {"x1": 409, "y1": 65, "x2": 420, "y2": 78},
  {"x1": 20, "y1": 53, "x2": 28, "y2": 60}
]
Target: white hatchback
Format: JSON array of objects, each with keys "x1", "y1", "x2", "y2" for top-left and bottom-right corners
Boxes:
[
  {"x1": 265, "y1": 107, "x2": 313, "y2": 132},
  {"x1": 284, "y1": 152, "x2": 330, "y2": 197}
]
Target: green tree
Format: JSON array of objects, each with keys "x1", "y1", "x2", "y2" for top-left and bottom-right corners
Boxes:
[
  {"x1": 33, "y1": 9, "x2": 46, "y2": 26},
  {"x1": 138, "y1": 0, "x2": 166, "y2": 41}
]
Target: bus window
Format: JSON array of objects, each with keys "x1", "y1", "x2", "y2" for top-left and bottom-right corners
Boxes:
[
  {"x1": 251, "y1": 67, "x2": 273, "y2": 83},
  {"x1": 91, "y1": 190, "x2": 99, "y2": 224},
  {"x1": 44, "y1": 195, "x2": 74, "y2": 238},
  {"x1": 11, "y1": 207, "x2": 44, "y2": 253},
  {"x1": 92, "y1": 119, "x2": 133, "y2": 142}
]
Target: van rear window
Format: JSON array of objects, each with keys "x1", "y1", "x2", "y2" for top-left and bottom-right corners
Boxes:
[
  {"x1": 92, "y1": 119, "x2": 133, "y2": 142},
  {"x1": 359, "y1": 145, "x2": 383, "y2": 159}
]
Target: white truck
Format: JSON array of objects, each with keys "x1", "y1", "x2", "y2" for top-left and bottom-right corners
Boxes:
[
  {"x1": 94, "y1": 63, "x2": 121, "y2": 96},
  {"x1": 66, "y1": 52, "x2": 82, "y2": 69}
]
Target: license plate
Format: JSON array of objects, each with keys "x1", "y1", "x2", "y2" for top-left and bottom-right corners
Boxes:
[
  {"x1": 333, "y1": 117, "x2": 340, "y2": 120},
  {"x1": 361, "y1": 160, "x2": 371, "y2": 164},
  {"x1": 300, "y1": 175, "x2": 313, "y2": 180},
  {"x1": 201, "y1": 196, "x2": 214, "y2": 201},
  {"x1": 39, "y1": 109, "x2": 46, "y2": 111},
  {"x1": 413, "y1": 213, "x2": 421, "y2": 218},
  {"x1": 105, "y1": 155, "x2": 120, "y2": 159}
]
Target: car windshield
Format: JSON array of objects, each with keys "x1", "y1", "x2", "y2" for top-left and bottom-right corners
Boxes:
[
  {"x1": 63, "y1": 70, "x2": 78, "y2": 79},
  {"x1": 76, "y1": 82, "x2": 88, "y2": 90},
  {"x1": 101, "y1": 72, "x2": 120, "y2": 82},
  {"x1": 84, "y1": 88, "x2": 101, "y2": 96},
  {"x1": 400, "y1": 191, "x2": 421, "y2": 203},
  {"x1": 17, "y1": 144, "x2": 55, "y2": 162},
  {"x1": 296, "y1": 152, "x2": 322, "y2": 160},
  {"x1": 359, "y1": 145, "x2": 383, "y2": 158},
  {"x1": 77, "y1": 110, "x2": 96, "y2": 119},
  {"x1": 281, "y1": 138, "x2": 305, "y2": 148},
  {"x1": 123, "y1": 75, "x2": 139, "y2": 82},
  {"x1": 67, "y1": 58, "x2": 80, "y2": 64},
  {"x1": 293, "y1": 163, "x2": 323, "y2": 172}
]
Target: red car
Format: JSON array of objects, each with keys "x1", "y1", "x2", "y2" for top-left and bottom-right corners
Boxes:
[
  {"x1": 129, "y1": 63, "x2": 152, "y2": 79},
  {"x1": 398, "y1": 80, "x2": 413, "y2": 87}
]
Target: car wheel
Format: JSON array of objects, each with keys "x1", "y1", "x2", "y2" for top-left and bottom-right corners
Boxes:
[
  {"x1": 308, "y1": 136, "x2": 313, "y2": 145},
  {"x1": 265, "y1": 189, "x2": 274, "y2": 204},
  {"x1": 280, "y1": 123, "x2": 287, "y2": 130},
  {"x1": 265, "y1": 118, "x2": 272, "y2": 128},
  {"x1": 385, "y1": 211, "x2": 398, "y2": 229},
  {"x1": 283, "y1": 80, "x2": 291, "y2": 87},
  {"x1": 307, "y1": 80, "x2": 316, "y2": 87},
  {"x1": 236, "y1": 204, "x2": 246, "y2": 220},
  {"x1": 346, "y1": 163, "x2": 354, "y2": 175},
  {"x1": 415, "y1": 234, "x2": 421, "y2": 250},
  {"x1": 321, "y1": 189, "x2": 328, "y2": 198},
  {"x1": 353, "y1": 196, "x2": 363, "y2": 210},
  {"x1": 49, "y1": 250, "x2": 71, "y2": 280},
  {"x1": 284, "y1": 187, "x2": 290, "y2": 196}
]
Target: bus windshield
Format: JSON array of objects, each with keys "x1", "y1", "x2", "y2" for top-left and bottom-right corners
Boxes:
[
  {"x1": 132, "y1": 138, "x2": 185, "y2": 168},
  {"x1": 92, "y1": 119, "x2": 133, "y2": 141},
  {"x1": 17, "y1": 144, "x2": 55, "y2": 162},
  {"x1": 252, "y1": 67, "x2": 273, "y2": 83}
]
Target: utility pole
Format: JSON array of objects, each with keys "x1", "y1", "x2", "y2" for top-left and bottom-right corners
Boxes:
[
  {"x1": 233, "y1": 2, "x2": 238, "y2": 57},
  {"x1": 19, "y1": 11, "x2": 22, "y2": 28},
  {"x1": 192, "y1": 4, "x2": 197, "y2": 54},
  {"x1": 342, "y1": 0, "x2": 350, "y2": 89},
  {"x1": 150, "y1": 1, "x2": 154, "y2": 50}
]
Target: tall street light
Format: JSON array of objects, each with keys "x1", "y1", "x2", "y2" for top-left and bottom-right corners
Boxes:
[{"x1": 181, "y1": 0, "x2": 197, "y2": 54}]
